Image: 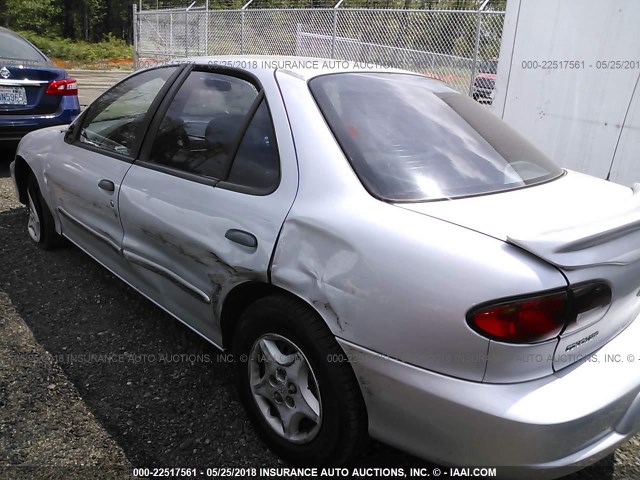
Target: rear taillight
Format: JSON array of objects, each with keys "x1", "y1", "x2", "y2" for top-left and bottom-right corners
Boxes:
[
  {"x1": 566, "y1": 282, "x2": 612, "y2": 333},
  {"x1": 468, "y1": 291, "x2": 567, "y2": 343},
  {"x1": 45, "y1": 78, "x2": 78, "y2": 96},
  {"x1": 467, "y1": 282, "x2": 612, "y2": 344}
]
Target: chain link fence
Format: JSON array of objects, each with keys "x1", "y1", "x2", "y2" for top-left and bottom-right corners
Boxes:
[{"x1": 134, "y1": 2, "x2": 504, "y2": 96}]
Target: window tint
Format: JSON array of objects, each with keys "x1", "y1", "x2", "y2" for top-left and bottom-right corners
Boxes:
[
  {"x1": 478, "y1": 60, "x2": 498, "y2": 74},
  {"x1": 80, "y1": 67, "x2": 176, "y2": 157},
  {"x1": 0, "y1": 29, "x2": 47, "y2": 62},
  {"x1": 309, "y1": 73, "x2": 562, "y2": 202},
  {"x1": 227, "y1": 100, "x2": 279, "y2": 191},
  {"x1": 148, "y1": 71, "x2": 259, "y2": 179}
]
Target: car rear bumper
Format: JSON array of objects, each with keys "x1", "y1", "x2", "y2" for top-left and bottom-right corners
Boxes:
[
  {"x1": 0, "y1": 107, "x2": 78, "y2": 143},
  {"x1": 338, "y1": 312, "x2": 640, "y2": 479}
]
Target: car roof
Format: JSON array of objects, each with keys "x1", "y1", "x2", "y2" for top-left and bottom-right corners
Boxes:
[
  {"x1": 0, "y1": 26, "x2": 38, "y2": 46},
  {"x1": 0, "y1": 27, "x2": 22, "y2": 37},
  {"x1": 182, "y1": 55, "x2": 451, "y2": 87}
]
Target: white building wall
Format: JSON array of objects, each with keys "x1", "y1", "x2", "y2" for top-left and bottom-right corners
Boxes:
[{"x1": 492, "y1": 0, "x2": 640, "y2": 185}]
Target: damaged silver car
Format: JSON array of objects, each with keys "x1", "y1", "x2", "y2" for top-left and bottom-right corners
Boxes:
[{"x1": 11, "y1": 57, "x2": 640, "y2": 479}]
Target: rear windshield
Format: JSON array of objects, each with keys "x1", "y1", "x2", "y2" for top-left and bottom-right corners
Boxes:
[
  {"x1": 0, "y1": 29, "x2": 47, "y2": 62},
  {"x1": 309, "y1": 73, "x2": 562, "y2": 202},
  {"x1": 479, "y1": 60, "x2": 498, "y2": 74}
]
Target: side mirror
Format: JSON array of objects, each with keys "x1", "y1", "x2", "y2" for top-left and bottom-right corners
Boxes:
[{"x1": 64, "y1": 123, "x2": 76, "y2": 143}]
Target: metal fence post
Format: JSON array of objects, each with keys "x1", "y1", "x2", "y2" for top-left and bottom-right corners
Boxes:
[
  {"x1": 170, "y1": 12, "x2": 174, "y2": 56},
  {"x1": 133, "y1": 4, "x2": 139, "y2": 70},
  {"x1": 205, "y1": 0, "x2": 209, "y2": 55},
  {"x1": 332, "y1": 11, "x2": 337, "y2": 58},
  {"x1": 185, "y1": 1, "x2": 196, "y2": 57},
  {"x1": 332, "y1": 0, "x2": 346, "y2": 59},
  {"x1": 241, "y1": 0, "x2": 254, "y2": 55},
  {"x1": 469, "y1": 0, "x2": 490, "y2": 96},
  {"x1": 241, "y1": 10, "x2": 245, "y2": 55}
]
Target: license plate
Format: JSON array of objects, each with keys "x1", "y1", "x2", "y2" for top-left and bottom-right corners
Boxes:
[{"x1": 0, "y1": 86, "x2": 27, "y2": 105}]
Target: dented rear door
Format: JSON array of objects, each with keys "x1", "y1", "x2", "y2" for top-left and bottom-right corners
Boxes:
[{"x1": 117, "y1": 67, "x2": 298, "y2": 346}]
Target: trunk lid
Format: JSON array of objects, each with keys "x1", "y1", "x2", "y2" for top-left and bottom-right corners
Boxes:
[
  {"x1": 0, "y1": 63, "x2": 66, "y2": 115},
  {"x1": 397, "y1": 170, "x2": 640, "y2": 372}
]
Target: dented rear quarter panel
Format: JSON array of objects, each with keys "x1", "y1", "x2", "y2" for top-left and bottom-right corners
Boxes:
[{"x1": 271, "y1": 71, "x2": 568, "y2": 381}]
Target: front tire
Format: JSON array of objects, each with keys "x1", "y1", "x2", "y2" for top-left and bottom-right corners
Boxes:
[
  {"x1": 233, "y1": 294, "x2": 368, "y2": 465},
  {"x1": 27, "y1": 176, "x2": 62, "y2": 250}
]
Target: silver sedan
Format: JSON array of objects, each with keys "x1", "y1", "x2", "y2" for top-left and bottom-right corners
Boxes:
[{"x1": 10, "y1": 56, "x2": 640, "y2": 478}]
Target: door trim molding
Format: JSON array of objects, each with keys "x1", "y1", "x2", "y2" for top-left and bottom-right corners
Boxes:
[
  {"x1": 58, "y1": 206, "x2": 122, "y2": 253},
  {"x1": 122, "y1": 250, "x2": 212, "y2": 304}
]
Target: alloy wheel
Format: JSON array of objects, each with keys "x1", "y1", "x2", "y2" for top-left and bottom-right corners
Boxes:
[
  {"x1": 27, "y1": 189, "x2": 41, "y2": 243},
  {"x1": 248, "y1": 334, "x2": 322, "y2": 444}
]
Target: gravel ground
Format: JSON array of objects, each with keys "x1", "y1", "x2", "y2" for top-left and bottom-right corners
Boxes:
[
  {"x1": 0, "y1": 292, "x2": 132, "y2": 480},
  {"x1": 0, "y1": 151, "x2": 639, "y2": 479}
]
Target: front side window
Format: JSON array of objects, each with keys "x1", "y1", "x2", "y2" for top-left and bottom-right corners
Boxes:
[
  {"x1": 147, "y1": 70, "x2": 279, "y2": 192},
  {"x1": 79, "y1": 67, "x2": 177, "y2": 157},
  {"x1": 309, "y1": 73, "x2": 562, "y2": 202}
]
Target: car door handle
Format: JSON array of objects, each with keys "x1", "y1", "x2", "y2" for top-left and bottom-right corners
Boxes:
[
  {"x1": 225, "y1": 229, "x2": 258, "y2": 249},
  {"x1": 98, "y1": 179, "x2": 115, "y2": 192}
]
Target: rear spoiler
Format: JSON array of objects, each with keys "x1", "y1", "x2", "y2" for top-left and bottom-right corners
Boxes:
[{"x1": 507, "y1": 183, "x2": 640, "y2": 269}]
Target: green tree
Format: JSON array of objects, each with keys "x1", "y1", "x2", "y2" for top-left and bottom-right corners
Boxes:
[{"x1": 4, "y1": 0, "x2": 62, "y2": 35}]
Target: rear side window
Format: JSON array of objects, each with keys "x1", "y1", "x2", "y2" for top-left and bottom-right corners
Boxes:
[
  {"x1": 0, "y1": 30, "x2": 47, "y2": 62},
  {"x1": 227, "y1": 100, "x2": 280, "y2": 191},
  {"x1": 147, "y1": 70, "x2": 280, "y2": 193},
  {"x1": 148, "y1": 71, "x2": 259, "y2": 180},
  {"x1": 309, "y1": 73, "x2": 562, "y2": 202}
]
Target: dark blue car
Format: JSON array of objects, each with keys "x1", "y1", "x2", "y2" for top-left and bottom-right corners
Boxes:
[{"x1": 0, "y1": 27, "x2": 80, "y2": 145}]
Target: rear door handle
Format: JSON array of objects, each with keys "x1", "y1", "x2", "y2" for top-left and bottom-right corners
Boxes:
[
  {"x1": 98, "y1": 179, "x2": 115, "y2": 192},
  {"x1": 225, "y1": 229, "x2": 258, "y2": 249}
]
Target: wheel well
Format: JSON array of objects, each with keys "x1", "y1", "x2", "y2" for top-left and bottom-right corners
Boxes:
[
  {"x1": 220, "y1": 282, "x2": 307, "y2": 349},
  {"x1": 13, "y1": 156, "x2": 32, "y2": 205}
]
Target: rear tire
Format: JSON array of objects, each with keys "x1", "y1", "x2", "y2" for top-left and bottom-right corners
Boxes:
[
  {"x1": 27, "y1": 176, "x2": 62, "y2": 250},
  {"x1": 232, "y1": 294, "x2": 368, "y2": 466}
]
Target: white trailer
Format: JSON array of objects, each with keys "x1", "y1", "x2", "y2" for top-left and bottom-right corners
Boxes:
[{"x1": 492, "y1": 0, "x2": 640, "y2": 185}]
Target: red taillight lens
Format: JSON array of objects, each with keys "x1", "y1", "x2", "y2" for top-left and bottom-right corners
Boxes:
[
  {"x1": 45, "y1": 78, "x2": 78, "y2": 96},
  {"x1": 468, "y1": 292, "x2": 568, "y2": 343}
]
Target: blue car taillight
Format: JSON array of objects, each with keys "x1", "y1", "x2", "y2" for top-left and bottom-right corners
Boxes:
[{"x1": 45, "y1": 78, "x2": 78, "y2": 96}]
